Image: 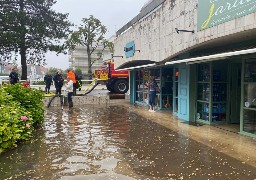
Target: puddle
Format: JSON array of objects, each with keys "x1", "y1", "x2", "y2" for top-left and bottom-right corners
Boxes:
[{"x1": 0, "y1": 105, "x2": 255, "y2": 179}]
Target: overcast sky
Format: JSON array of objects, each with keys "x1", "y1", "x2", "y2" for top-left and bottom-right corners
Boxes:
[{"x1": 44, "y1": 0, "x2": 149, "y2": 70}]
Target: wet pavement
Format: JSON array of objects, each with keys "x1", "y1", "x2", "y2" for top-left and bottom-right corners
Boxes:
[{"x1": 0, "y1": 105, "x2": 256, "y2": 180}]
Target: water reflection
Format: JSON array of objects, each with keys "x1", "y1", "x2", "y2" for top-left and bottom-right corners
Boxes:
[{"x1": 0, "y1": 105, "x2": 255, "y2": 180}]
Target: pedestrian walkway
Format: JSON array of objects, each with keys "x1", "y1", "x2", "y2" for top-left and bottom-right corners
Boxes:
[{"x1": 123, "y1": 103, "x2": 256, "y2": 168}]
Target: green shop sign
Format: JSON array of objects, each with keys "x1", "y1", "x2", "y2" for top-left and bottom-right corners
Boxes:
[{"x1": 198, "y1": 0, "x2": 256, "y2": 31}]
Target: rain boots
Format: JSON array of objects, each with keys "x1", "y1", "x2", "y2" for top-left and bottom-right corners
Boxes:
[{"x1": 69, "y1": 101, "x2": 73, "y2": 108}]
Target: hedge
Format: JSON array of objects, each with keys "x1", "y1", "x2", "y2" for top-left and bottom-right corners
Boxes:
[{"x1": 0, "y1": 84, "x2": 44, "y2": 153}]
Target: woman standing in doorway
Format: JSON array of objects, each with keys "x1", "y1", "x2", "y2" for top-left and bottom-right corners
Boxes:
[{"x1": 146, "y1": 76, "x2": 159, "y2": 112}]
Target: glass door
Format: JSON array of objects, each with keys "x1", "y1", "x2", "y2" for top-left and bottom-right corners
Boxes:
[
  {"x1": 135, "y1": 70, "x2": 148, "y2": 103},
  {"x1": 243, "y1": 59, "x2": 256, "y2": 135},
  {"x1": 230, "y1": 63, "x2": 242, "y2": 124},
  {"x1": 173, "y1": 67, "x2": 179, "y2": 114},
  {"x1": 196, "y1": 64, "x2": 211, "y2": 122},
  {"x1": 211, "y1": 63, "x2": 228, "y2": 123},
  {"x1": 161, "y1": 67, "x2": 173, "y2": 109}
]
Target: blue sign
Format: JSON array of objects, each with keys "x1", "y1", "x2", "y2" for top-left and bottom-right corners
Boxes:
[{"x1": 124, "y1": 41, "x2": 135, "y2": 58}]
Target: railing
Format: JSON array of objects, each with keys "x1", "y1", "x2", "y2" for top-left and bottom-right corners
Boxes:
[{"x1": 0, "y1": 79, "x2": 106, "y2": 91}]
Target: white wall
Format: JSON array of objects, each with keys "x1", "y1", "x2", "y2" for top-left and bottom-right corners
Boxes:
[{"x1": 114, "y1": 0, "x2": 256, "y2": 68}]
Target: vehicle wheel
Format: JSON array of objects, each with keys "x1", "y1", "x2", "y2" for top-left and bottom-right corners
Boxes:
[
  {"x1": 106, "y1": 83, "x2": 114, "y2": 92},
  {"x1": 113, "y1": 79, "x2": 128, "y2": 94}
]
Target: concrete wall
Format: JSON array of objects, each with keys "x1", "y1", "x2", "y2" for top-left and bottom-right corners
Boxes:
[
  {"x1": 114, "y1": 0, "x2": 256, "y2": 68},
  {"x1": 43, "y1": 95, "x2": 130, "y2": 107}
]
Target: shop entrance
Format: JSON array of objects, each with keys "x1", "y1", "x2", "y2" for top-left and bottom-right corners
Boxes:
[
  {"x1": 161, "y1": 67, "x2": 174, "y2": 110},
  {"x1": 229, "y1": 63, "x2": 242, "y2": 124},
  {"x1": 195, "y1": 61, "x2": 242, "y2": 132}
]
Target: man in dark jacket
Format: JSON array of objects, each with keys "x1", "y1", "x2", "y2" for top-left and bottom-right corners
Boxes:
[
  {"x1": 44, "y1": 71, "x2": 53, "y2": 94},
  {"x1": 76, "y1": 74, "x2": 83, "y2": 91},
  {"x1": 53, "y1": 70, "x2": 64, "y2": 95},
  {"x1": 9, "y1": 67, "x2": 19, "y2": 85}
]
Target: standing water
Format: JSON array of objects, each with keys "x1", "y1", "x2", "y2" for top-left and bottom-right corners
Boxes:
[{"x1": 0, "y1": 105, "x2": 255, "y2": 179}]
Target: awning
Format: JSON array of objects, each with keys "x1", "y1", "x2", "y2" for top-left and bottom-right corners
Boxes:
[
  {"x1": 165, "y1": 48, "x2": 256, "y2": 65},
  {"x1": 116, "y1": 63, "x2": 156, "y2": 71},
  {"x1": 116, "y1": 60, "x2": 156, "y2": 70}
]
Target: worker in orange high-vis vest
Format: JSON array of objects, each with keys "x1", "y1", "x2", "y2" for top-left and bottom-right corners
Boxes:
[{"x1": 67, "y1": 68, "x2": 77, "y2": 95}]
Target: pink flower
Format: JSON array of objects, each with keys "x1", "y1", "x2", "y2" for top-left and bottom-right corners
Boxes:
[
  {"x1": 25, "y1": 124, "x2": 30, "y2": 128},
  {"x1": 21, "y1": 116, "x2": 28, "y2": 121}
]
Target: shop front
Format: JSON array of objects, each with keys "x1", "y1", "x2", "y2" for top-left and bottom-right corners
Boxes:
[
  {"x1": 165, "y1": 50, "x2": 256, "y2": 137},
  {"x1": 131, "y1": 66, "x2": 175, "y2": 111},
  {"x1": 129, "y1": 64, "x2": 193, "y2": 122}
]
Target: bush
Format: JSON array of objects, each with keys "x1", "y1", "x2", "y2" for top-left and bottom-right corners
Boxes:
[
  {"x1": 0, "y1": 84, "x2": 44, "y2": 153},
  {"x1": 32, "y1": 81, "x2": 45, "y2": 85}
]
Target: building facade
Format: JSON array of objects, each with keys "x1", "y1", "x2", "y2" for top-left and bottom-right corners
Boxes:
[
  {"x1": 69, "y1": 41, "x2": 113, "y2": 75},
  {"x1": 113, "y1": 0, "x2": 256, "y2": 137}
]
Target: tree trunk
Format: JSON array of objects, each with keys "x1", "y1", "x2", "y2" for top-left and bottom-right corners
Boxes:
[
  {"x1": 87, "y1": 46, "x2": 92, "y2": 80},
  {"x1": 20, "y1": 46, "x2": 27, "y2": 80},
  {"x1": 20, "y1": 0, "x2": 27, "y2": 80}
]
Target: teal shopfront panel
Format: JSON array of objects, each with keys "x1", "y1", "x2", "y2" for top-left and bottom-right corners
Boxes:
[
  {"x1": 130, "y1": 70, "x2": 135, "y2": 104},
  {"x1": 178, "y1": 64, "x2": 190, "y2": 121}
]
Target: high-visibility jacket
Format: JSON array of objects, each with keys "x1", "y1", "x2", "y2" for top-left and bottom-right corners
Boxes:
[{"x1": 67, "y1": 71, "x2": 76, "y2": 84}]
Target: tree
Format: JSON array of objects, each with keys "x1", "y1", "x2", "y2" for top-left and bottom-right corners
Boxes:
[
  {"x1": 47, "y1": 67, "x2": 59, "y2": 76},
  {"x1": 0, "y1": 0, "x2": 72, "y2": 80},
  {"x1": 75, "y1": 68, "x2": 82, "y2": 77},
  {"x1": 66, "y1": 15, "x2": 112, "y2": 79},
  {"x1": 64, "y1": 67, "x2": 82, "y2": 78}
]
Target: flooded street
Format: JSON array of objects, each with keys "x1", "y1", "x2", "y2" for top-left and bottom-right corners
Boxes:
[{"x1": 0, "y1": 105, "x2": 256, "y2": 180}]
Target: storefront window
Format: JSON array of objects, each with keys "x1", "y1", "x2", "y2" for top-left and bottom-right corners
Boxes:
[
  {"x1": 197, "y1": 64, "x2": 210, "y2": 121},
  {"x1": 212, "y1": 63, "x2": 227, "y2": 122},
  {"x1": 135, "y1": 70, "x2": 148, "y2": 103},
  {"x1": 243, "y1": 59, "x2": 256, "y2": 134},
  {"x1": 196, "y1": 63, "x2": 228, "y2": 123},
  {"x1": 135, "y1": 67, "x2": 174, "y2": 110}
]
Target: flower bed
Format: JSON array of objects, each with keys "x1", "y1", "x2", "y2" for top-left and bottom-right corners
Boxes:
[{"x1": 0, "y1": 84, "x2": 44, "y2": 153}]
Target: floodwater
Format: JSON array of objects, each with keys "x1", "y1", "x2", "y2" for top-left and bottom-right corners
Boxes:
[{"x1": 0, "y1": 105, "x2": 255, "y2": 180}]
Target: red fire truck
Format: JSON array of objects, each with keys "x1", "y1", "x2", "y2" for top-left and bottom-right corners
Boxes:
[{"x1": 94, "y1": 59, "x2": 129, "y2": 94}]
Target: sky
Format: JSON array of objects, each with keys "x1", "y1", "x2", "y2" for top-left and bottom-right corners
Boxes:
[{"x1": 44, "y1": 0, "x2": 149, "y2": 70}]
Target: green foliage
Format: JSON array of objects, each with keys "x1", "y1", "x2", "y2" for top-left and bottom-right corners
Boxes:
[
  {"x1": 75, "y1": 68, "x2": 83, "y2": 76},
  {"x1": 0, "y1": 73, "x2": 9, "y2": 76},
  {"x1": 66, "y1": 15, "x2": 110, "y2": 79},
  {"x1": 32, "y1": 81, "x2": 45, "y2": 85},
  {"x1": 4, "y1": 84, "x2": 44, "y2": 126},
  {"x1": 48, "y1": 67, "x2": 60, "y2": 76},
  {"x1": 0, "y1": 0, "x2": 72, "y2": 79},
  {"x1": 0, "y1": 85, "x2": 39, "y2": 153}
]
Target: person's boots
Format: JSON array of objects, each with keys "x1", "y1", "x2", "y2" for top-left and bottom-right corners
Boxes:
[
  {"x1": 69, "y1": 101, "x2": 73, "y2": 108},
  {"x1": 60, "y1": 97, "x2": 63, "y2": 105}
]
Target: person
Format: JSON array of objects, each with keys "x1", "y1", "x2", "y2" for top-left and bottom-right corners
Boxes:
[
  {"x1": 23, "y1": 79, "x2": 30, "y2": 88},
  {"x1": 145, "y1": 76, "x2": 159, "y2": 112},
  {"x1": 44, "y1": 71, "x2": 53, "y2": 94},
  {"x1": 65, "y1": 76, "x2": 74, "y2": 108},
  {"x1": 66, "y1": 68, "x2": 76, "y2": 95},
  {"x1": 53, "y1": 70, "x2": 64, "y2": 95},
  {"x1": 75, "y1": 74, "x2": 82, "y2": 91},
  {"x1": 9, "y1": 67, "x2": 19, "y2": 85}
]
